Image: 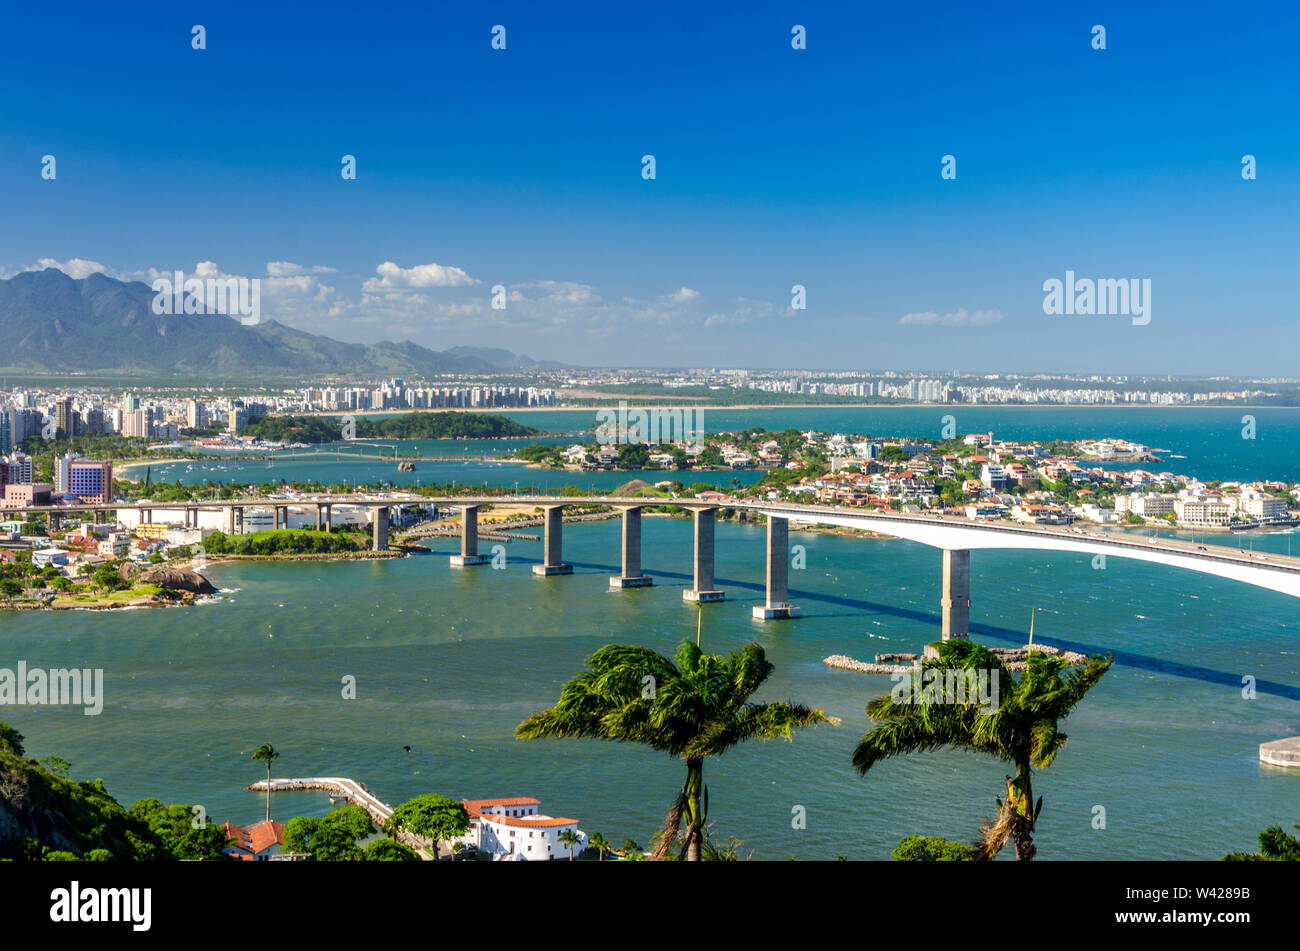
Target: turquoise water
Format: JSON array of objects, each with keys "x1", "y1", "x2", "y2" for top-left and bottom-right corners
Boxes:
[
  {"x1": 133, "y1": 406, "x2": 1300, "y2": 487},
  {"x1": 3, "y1": 516, "x2": 1298, "y2": 860},
  {"x1": 6, "y1": 405, "x2": 1300, "y2": 860}
]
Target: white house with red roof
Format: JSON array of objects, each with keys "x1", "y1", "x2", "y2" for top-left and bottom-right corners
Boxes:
[{"x1": 455, "y1": 797, "x2": 587, "y2": 861}]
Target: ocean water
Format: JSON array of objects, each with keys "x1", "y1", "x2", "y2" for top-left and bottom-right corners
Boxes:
[
  {"x1": 6, "y1": 405, "x2": 1299, "y2": 860},
  {"x1": 129, "y1": 405, "x2": 1300, "y2": 487},
  {"x1": 3, "y1": 515, "x2": 1297, "y2": 860}
]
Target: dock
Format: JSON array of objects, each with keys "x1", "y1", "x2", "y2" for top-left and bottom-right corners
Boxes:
[
  {"x1": 246, "y1": 776, "x2": 437, "y2": 858},
  {"x1": 1259, "y1": 737, "x2": 1300, "y2": 767}
]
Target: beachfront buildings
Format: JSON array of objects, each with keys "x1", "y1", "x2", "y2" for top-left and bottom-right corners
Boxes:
[{"x1": 455, "y1": 797, "x2": 587, "y2": 861}]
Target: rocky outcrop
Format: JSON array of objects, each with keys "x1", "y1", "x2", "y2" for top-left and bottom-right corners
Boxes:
[{"x1": 124, "y1": 564, "x2": 217, "y2": 595}]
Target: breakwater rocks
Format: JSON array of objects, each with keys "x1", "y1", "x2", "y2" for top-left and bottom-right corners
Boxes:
[
  {"x1": 825, "y1": 643, "x2": 1088, "y2": 676},
  {"x1": 823, "y1": 654, "x2": 914, "y2": 675},
  {"x1": 991, "y1": 644, "x2": 1089, "y2": 671}
]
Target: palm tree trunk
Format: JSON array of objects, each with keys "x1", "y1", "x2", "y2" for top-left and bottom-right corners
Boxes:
[
  {"x1": 1009, "y1": 763, "x2": 1037, "y2": 861},
  {"x1": 265, "y1": 763, "x2": 271, "y2": 823},
  {"x1": 681, "y1": 757, "x2": 705, "y2": 862}
]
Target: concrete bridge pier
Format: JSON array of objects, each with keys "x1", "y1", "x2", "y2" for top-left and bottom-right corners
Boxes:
[
  {"x1": 941, "y1": 548, "x2": 971, "y2": 640},
  {"x1": 315, "y1": 505, "x2": 324, "y2": 531},
  {"x1": 225, "y1": 506, "x2": 239, "y2": 535},
  {"x1": 450, "y1": 504, "x2": 488, "y2": 566},
  {"x1": 533, "y1": 505, "x2": 572, "y2": 575},
  {"x1": 610, "y1": 506, "x2": 652, "y2": 588},
  {"x1": 753, "y1": 515, "x2": 801, "y2": 619},
  {"x1": 684, "y1": 507, "x2": 724, "y2": 602},
  {"x1": 372, "y1": 506, "x2": 390, "y2": 551},
  {"x1": 322, "y1": 504, "x2": 332, "y2": 533}
]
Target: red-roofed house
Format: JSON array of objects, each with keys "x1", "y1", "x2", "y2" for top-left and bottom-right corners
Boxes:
[{"x1": 222, "y1": 819, "x2": 287, "y2": 861}]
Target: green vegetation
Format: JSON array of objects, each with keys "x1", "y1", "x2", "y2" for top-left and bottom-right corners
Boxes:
[
  {"x1": 1223, "y1": 825, "x2": 1300, "y2": 861},
  {"x1": 282, "y1": 805, "x2": 375, "y2": 861},
  {"x1": 202, "y1": 528, "x2": 366, "y2": 555},
  {"x1": 364, "y1": 839, "x2": 421, "y2": 861},
  {"x1": 891, "y1": 834, "x2": 977, "y2": 861},
  {"x1": 517, "y1": 640, "x2": 837, "y2": 861},
  {"x1": 384, "y1": 794, "x2": 470, "y2": 859},
  {"x1": 244, "y1": 412, "x2": 539, "y2": 443},
  {"x1": 853, "y1": 640, "x2": 1112, "y2": 861},
  {"x1": 0, "y1": 721, "x2": 227, "y2": 860}
]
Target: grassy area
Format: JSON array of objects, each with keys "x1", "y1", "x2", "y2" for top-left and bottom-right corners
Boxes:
[{"x1": 55, "y1": 583, "x2": 170, "y2": 606}]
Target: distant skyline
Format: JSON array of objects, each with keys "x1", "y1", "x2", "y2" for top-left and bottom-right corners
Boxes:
[{"x1": 2, "y1": 1, "x2": 1298, "y2": 375}]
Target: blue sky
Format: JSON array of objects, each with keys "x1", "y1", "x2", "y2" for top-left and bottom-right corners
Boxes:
[{"x1": 1, "y1": 1, "x2": 1297, "y2": 375}]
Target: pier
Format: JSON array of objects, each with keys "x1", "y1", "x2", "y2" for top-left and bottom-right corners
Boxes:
[{"x1": 245, "y1": 776, "x2": 437, "y2": 858}]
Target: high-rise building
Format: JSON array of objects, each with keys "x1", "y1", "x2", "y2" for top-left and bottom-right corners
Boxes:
[
  {"x1": 55, "y1": 398, "x2": 77, "y2": 438},
  {"x1": 66, "y1": 460, "x2": 113, "y2": 503}
]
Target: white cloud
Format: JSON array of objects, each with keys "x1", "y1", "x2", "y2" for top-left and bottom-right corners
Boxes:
[
  {"x1": 363, "y1": 260, "x2": 479, "y2": 291},
  {"x1": 267, "y1": 261, "x2": 337, "y2": 276},
  {"x1": 899, "y1": 308, "x2": 1003, "y2": 327},
  {"x1": 24, "y1": 257, "x2": 124, "y2": 280},
  {"x1": 670, "y1": 286, "x2": 700, "y2": 303}
]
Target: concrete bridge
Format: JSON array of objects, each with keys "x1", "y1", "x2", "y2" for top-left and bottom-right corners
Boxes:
[{"x1": 10, "y1": 493, "x2": 1300, "y2": 635}]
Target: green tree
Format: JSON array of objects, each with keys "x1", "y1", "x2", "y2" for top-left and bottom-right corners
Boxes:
[
  {"x1": 127, "y1": 799, "x2": 229, "y2": 860},
  {"x1": 251, "y1": 744, "x2": 279, "y2": 823},
  {"x1": 1224, "y1": 824, "x2": 1300, "y2": 861},
  {"x1": 365, "y1": 839, "x2": 421, "y2": 861},
  {"x1": 517, "y1": 641, "x2": 837, "y2": 861},
  {"x1": 38, "y1": 756, "x2": 71, "y2": 777},
  {"x1": 282, "y1": 805, "x2": 373, "y2": 861},
  {"x1": 0, "y1": 722, "x2": 25, "y2": 756},
  {"x1": 853, "y1": 639, "x2": 1112, "y2": 861},
  {"x1": 891, "y1": 834, "x2": 976, "y2": 861},
  {"x1": 385, "y1": 794, "x2": 469, "y2": 860},
  {"x1": 558, "y1": 828, "x2": 580, "y2": 861},
  {"x1": 587, "y1": 832, "x2": 611, "y2": 861}
]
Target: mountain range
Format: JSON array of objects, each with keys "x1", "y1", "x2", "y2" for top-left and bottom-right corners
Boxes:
[{"x1": 0, "y1": 269, "x2": 551, "y2": 377}]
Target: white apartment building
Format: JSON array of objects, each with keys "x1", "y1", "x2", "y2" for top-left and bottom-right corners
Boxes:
[
  {"x1": 1238, "y1": 491, "x2": 1288, "y2": 520},
  {"x1": 1115, "y1": 493, "x2": 1174, "y2": 518},
  {"x1": 1174, "y1": 495, "x2": 1232, "y2": 527},
  {"x1": 980, "y1": 463, "x2": 1007, "y2": 490}
]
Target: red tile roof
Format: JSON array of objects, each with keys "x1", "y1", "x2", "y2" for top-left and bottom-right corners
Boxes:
[
  {"x1": 248, "y1": 820, "x2": 285, "y2": 853},
  {"x1": 462, "y1": 797, "x2": 540, "y2": 818}
]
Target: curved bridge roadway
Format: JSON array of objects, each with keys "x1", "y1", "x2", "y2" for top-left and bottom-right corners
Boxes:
[{"x1": 734, "y1": 502, "x2": 1300, "y2": 600}]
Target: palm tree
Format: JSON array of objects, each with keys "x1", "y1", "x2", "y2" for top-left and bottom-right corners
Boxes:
[
  {"x1": 853, "y1": 639, "x2": 1111, "y2": 861},
  {"x1": 517, "y1": 640, "x2": 837, "y2": 861},
  {"x1": 587, "y1": 832, "x2": 611, "y2": 861},
  {"x1": 558, "y1": 828, "x2": 580, "y2": 861},
  {"x1": 251, "y1": 744, "x2": 280, "y2": 823}
]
